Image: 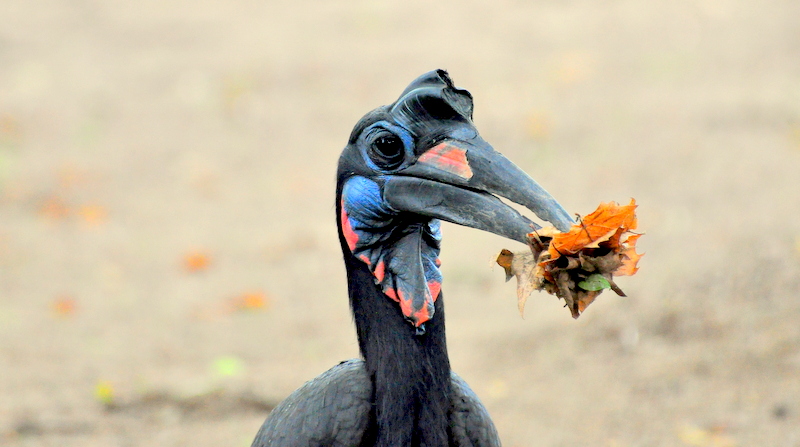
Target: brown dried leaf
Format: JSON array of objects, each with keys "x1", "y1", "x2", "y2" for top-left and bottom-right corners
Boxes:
[
  {"x1": 495, "y1": 249, "x2": 538, "y2": 316},
  {"x1": 496, "y1": 249, "x2": 515, "y2": 281}
]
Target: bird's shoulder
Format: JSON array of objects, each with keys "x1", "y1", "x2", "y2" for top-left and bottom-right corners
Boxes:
[
  {"x1": 251, "y1": 359, "x2": 372, "y2": 447},
  {"x1": 450, "y1": 371, "x2": 502, "y2": 447}
]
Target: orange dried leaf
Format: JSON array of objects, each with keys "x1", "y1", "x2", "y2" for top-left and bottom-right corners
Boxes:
[
  {"x1": 549, "y1": 199, "x2": 637, "y2": 260},
  {"x1": 577, "y1": 290, "x2": 601, "y2": 313},
  {"x1": 496, "y1": 249, "x2": 514, "y2": 278},
  {"x1": 614, "y1": 233, "x2": 643, "y2": 276}
]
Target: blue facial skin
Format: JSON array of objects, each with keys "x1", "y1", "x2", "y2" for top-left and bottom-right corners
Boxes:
[{"x1": 341, "y1": 176, "x2": 443, "y2": 332}]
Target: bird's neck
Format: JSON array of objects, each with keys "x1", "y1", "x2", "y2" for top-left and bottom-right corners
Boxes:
[{"x1": 344, "y1": 255, "x2": 452, "y2": 447}]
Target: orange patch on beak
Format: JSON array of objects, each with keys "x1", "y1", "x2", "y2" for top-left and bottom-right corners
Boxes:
[{"x1": 417, "y1": 143, "x2": 473, "y2": 179}]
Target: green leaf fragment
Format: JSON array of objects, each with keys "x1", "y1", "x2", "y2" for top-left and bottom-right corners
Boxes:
[
  {"x1": 213, "y1": 356, "x2": 244, "y2": 378},
  {"x1": 578, "y1": 274, "x2": 611, "y2": 291}
]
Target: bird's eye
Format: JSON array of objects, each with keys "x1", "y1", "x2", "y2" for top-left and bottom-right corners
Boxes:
[{"x1": 368, "y1": 133, "x2": 406, "y2": 171}]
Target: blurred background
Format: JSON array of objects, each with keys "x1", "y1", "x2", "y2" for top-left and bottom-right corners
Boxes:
[{"x1": 1, "y1": 1, "x2": 799, "y2": 446}]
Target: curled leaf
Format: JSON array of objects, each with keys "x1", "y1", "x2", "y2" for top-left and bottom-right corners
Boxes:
[
  {"x1": 496, "y1": 249, "x2": 515, "y2": 282},
  {"x1": 495, "y1": 249, "x2": 539, "y2": 316},
  {"x1": 615, "y1": 233, "x2": 642, "y2": 276}
]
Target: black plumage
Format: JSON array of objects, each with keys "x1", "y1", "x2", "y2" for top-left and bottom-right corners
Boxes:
[
  {"x1": 251, "y1": 359, "x2": 499, "y2": 447},
  {"x1": 252, "y1": 70, "x2": 572, "y2": 447}
]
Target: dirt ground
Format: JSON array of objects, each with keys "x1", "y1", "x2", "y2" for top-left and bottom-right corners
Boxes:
[{"x1": 2, "y1": 1, "x2": 800, "y2": 446}]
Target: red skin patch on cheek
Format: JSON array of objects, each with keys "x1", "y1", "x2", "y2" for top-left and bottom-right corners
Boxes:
[
  {"x1": 340, "y1": 200, "x2": 359, "y2": 252},
  {"x1": 418, "y1": 143, "x2": 473, "y2": 179}
]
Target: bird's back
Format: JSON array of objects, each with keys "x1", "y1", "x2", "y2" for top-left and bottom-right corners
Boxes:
[{"x1": 251, "y1": 359, "x2": 501, "y2": 447}]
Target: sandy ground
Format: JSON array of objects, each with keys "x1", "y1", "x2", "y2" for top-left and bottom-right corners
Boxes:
[{"x1": 2, "y1": 1, "x2": 800, "y2": 446}]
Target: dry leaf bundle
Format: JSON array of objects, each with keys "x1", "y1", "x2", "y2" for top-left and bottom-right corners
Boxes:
[{"x1": 497, "y1": 199, "x2": 642, "y2": 318}]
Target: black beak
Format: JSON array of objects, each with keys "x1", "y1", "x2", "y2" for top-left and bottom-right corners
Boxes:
[{"x1": 383, "y1": 136, "x2": 573, "y2": 243}]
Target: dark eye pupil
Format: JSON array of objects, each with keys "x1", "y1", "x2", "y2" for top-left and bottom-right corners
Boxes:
[
  {"x1": 375, "y1": 136, "x2": 402, "y2": 156},
  {"x1": 370, "y1": 134, "x2": 405, "y2": 170}
]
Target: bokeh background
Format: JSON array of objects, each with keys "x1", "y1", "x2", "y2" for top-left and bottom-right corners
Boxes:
[{"x1": 2, "y1": 1, "x2": 800, "y2": 446}]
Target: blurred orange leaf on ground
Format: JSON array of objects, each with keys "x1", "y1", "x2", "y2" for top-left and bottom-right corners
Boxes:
[
  {"x1": 78, "y1": 204, "x2": 107, "y2": 225},
  {"x1": 230, "y1": 291, "x2": 270, "y2": 312},
  {"x1": 39, "y1": 197, "x2": 70, "y2": 220},
  {"x1": 51, "y1": 296, "x2": 77, "y2": 316},
  {"x1": 183, "y1": 251, "x2": 212, "y2": 272}
]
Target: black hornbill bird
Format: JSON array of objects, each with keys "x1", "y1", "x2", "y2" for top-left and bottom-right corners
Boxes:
[{"x1": 252, "y1": 70, "x2": 573, "y2": 447}]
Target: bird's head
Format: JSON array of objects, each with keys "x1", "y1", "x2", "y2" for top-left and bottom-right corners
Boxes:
[{"x1": 337, "y1": 70, "x2": 573, "y2": 332}]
